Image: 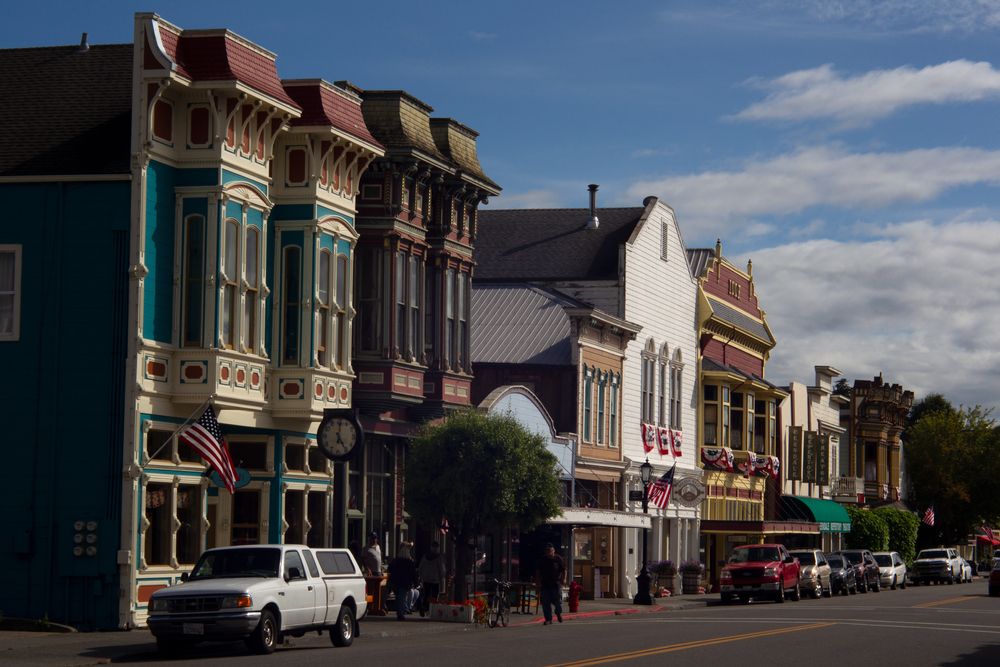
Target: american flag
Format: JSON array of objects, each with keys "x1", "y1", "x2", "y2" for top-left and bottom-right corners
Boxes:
[
  {"x1": 922, "y1": 506, "x2": 935, "y2": 526},
  {"x1": 984, "y1": 524, "x2": 995, "y2": 543},
  {"x1": 647, "y1": 464, "x2": 676, "y2": 510},
  {"x1": 179, "y1": 406, "x2": 237, "y2": 492}
]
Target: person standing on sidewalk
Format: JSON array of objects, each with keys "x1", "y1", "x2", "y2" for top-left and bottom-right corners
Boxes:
[
  {"x1": 535, "y1": 542, "x2": 565, "y2": 625},
  {"x1": 387, "y1": 542, "x2": 418, "y2": 620},
  {"x1": 417, "y1": 541, "x2": 446, "y2": 616}
]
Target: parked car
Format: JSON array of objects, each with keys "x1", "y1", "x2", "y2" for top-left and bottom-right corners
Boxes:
[
  {"x1": 148, "y1": 545, "x2": 367, "y2": 655},
  {"x1": 959, "y1": 558, "x2": 974, "y2": 583},
  {"x1": 836, "y1": 550, "x2": 880, "y2": 592},
  {"x1": 873, "y1": 551, "x2": 907, "y2": 590},
  {"x1": 989, "y1": 560, "x2": 1000, "y2": 597},
  {"x1": 720, "y1": 543, "x2": 801, "y2": 604},
  {"x1": 825, "y1": 553, "x2": 858, "y2": 596},
  {"x1": 910, "y1": 547, "x2": 963, "y2": 585},
  {"x1": 790, "y1": 549, "x2": 832, "y2": 598}
]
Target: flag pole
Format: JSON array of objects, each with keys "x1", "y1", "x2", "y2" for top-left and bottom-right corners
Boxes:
[{"x1": 144, "y1": 393, "x2": 217, "y2": 462}]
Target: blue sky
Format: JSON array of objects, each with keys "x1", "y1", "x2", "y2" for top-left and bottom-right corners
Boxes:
[{"x1": 6, "y1": 1, "x2": 1000, "y2": 409}]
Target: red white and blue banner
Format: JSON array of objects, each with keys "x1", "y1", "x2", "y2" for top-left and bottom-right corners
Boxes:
[{"x1": 701, "y1": 446, "x2": 734, "y2": 472}]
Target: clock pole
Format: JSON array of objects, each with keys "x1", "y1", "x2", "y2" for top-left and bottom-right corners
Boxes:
[{"x1": 333, "y1": 460, "x2": 348, "y2": 548}]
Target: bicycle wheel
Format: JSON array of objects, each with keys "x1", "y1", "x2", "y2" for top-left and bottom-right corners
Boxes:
[
  {"x1": 487, "y1": 595, "x2": 500, "y2": 628},
  {"x1": 498, "y1": 600, "x2": 510, "y2": 627}
]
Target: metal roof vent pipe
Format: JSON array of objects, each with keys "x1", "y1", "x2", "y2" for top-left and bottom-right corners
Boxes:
[
  {"x1": 587, "y1": 184, "x2": 600, "y2": 229},
  {"x1": 77, "y1": 32, "x2": 89, "y2": 53}
]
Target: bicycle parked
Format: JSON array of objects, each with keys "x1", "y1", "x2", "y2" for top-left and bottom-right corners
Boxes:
[{"x1": 487, "y1": 578, "x2": 511, "y2": 628}]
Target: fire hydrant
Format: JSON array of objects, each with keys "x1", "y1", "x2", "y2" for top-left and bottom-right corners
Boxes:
[{"x1": 568, "y1": 580, "x2": 582, "y2": 613}]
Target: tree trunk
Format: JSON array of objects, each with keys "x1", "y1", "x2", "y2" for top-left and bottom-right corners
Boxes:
[{"x1": 453, "y1": 531, "x2": 471, "y2": 602}]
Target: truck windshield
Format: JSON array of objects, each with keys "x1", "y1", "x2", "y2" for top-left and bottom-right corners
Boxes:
[
  {"x1": 190, "y1": 548, "x2": 281, "y2": 580},
  {"x1": 730, "y1": 547, "x2": 780, "y2": 563},
  {"x1": 918, "y1": 550, "x2": 948, "y2": 559}
]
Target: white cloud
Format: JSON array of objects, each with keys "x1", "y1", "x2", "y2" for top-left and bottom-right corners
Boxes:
[
  {"x1": 627, "y1": 145, "x2": 1000, "y2": 232},
  {"x1": 746, "y1": 218, "x2": 1000, "y2": 410},
  {"x1": 734, "y1": 60, "x2": 1000, "y2": 126}
]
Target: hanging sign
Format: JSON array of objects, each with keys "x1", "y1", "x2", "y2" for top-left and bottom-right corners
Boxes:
[
  {"x1": 210, "y1": 467, "x2": 252, "y2": 490},
  {"x1": 788, "y1": 426, "x2": 802, "y2": 481}
]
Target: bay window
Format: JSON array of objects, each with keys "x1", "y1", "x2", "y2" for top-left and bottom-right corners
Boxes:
[
  {"x1": 282, "y1": 246, "x2": 302, "y2": 364},
  {"x1": 221, "y1": 219, "x2": 239, "y2": 348},
  {"x1": 457, "y1": 272, "x2": 468, "y2": 371},
  {"x1": 334, "y1": 253, "x2": 349, "y2": 369},
  {"x1": 395, "y1": 250, "x2": 405, "y2": 357},
  {"x1": 409, "y1": 255, "x2": 420, "y2": 359},
  {"x1": 318, "y1": 250, "x2": 332, "y2": 366},
  {"x1": 703, "y1": 385, "x2": 718, "y2": 445},
  {"x1": 424, "y1": 266, "x2": 436, "y2": 364},
  {"x1": 181, "y1": 216, "x2": 205, "y2": 347},
  {"x1": 356, "y1": 246, "x2": 382, "y2": 354},
  {"x1": 244, "y1": 227, "x2": 260, "y2": 352},
  {"x1": 444, "y1": 268, "x2": 455, "y2": 369}
]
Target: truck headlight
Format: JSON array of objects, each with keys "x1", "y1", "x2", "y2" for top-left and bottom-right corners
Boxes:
[
  {"x1": 763, "y1": 567, "x2": 777, "y2": 577},
  {"x1": 720, "y1": 569, "x2": 733, "y2": 583},
  {"x1": 221, "y1": 594, "x2": 253, "y2": 609},
  {"x1": 149, "y1": 598, "x2": 169, "y2": 612}
]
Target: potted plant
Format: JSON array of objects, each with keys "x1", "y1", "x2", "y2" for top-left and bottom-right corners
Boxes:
[
  {"x1": 679, "y1": 560, "x2": 705, "y2": 594},
  {"x1": 650, "y1": 560, "x2": 677, "y2": 594}
]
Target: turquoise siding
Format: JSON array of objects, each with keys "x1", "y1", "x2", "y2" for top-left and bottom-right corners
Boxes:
[
  {"x1": 0, "y1": 180, "x2": 130, "y2": 630},
  {"x1": 222, "y1": 168, "x2": 268, "y2": 194},
  {"x1": 317, "y1": 205, "x2": 353, "y2": 226},
  {"x1": 272, "y1": 203, "x2": 314, "y2": 221},
  {"x1": 144, "y1": 161, "x2": 177, "y2": 343}
]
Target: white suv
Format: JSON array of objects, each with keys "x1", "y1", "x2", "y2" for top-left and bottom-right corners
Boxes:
[{"x1": 873, "y1": 551, "x2": 907, "y2": 590}]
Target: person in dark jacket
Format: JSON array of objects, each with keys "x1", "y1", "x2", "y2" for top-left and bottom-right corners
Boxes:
[
  {"x1": 387, "y1": 542, "x2": 418, "y2": 620},
  {"x1": 417, "y1": 541, "x2": 447, "y2": 616},
  {"x1": 535, "y1": 542, "x2": 566, "y2": 625}
]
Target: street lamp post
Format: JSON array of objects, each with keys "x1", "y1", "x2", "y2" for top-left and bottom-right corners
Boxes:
[{"x1": 633, "y1": 458, "x2": 653, "y2": 605}]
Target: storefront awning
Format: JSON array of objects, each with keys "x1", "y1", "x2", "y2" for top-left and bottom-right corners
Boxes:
[
  {"x1": 785, "y1": 495, "x2": 852, "y2": 533},
  {"x1": 548, "y1": 507, "x2": 650, "y2": 529},
  {"x1": 976, "y1": 534, "x2": 1000, "y2": 546}
]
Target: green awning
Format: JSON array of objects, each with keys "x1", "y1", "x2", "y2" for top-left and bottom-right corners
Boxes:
[{"x1": 786, "y1": 496, "x2": 852, "y2": 533}]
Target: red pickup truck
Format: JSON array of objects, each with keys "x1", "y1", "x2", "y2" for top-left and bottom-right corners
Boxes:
[{"x1": 720, "y1": 543, "x2": 801, "y2": 604}]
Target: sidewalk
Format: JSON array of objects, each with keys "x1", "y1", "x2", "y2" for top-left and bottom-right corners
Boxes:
[{"x1": 0, "y1": 594, "x2": 711, "y2": 666}]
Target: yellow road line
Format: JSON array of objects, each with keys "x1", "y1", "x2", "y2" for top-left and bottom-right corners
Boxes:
[
  {"x1": 545, "y1": 622, "x2": 835, "y2": 667},
  {"x1": 913, "y1": 595, "x2": 977, "y2": 608}
]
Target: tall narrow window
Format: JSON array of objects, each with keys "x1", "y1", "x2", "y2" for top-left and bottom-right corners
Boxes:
[
  {"x1": 282, "y1": 247, "x2": 301, "y2": 364},
  {"x1": 730, "y1": 391, "x2": 743, "y2": 449},
  {"x1": 722, "y1": 386, "x2": 731, "y2": 448},
  {"x1": 182, "y1": 216, "x2": 205, "y2": 347},
  {"x1": 597, "y1": 372, "x2": 606, "y2": 444},
  {"x1": 334, "y1": 253, "x2": 349, "y2": 369},
  {"x1": 658, "y1": 353, "x2": 667, "y2": 426},
  {"x1": 318, "y1": 250, "x2": 331, "y2": 367},
  {"x1": 356, "y1": 247, "x2": 381, "y2": 353},
  {"x1": 583, "y1": 368, "x2": 593, "y2": 442},
  {"x1": 747, "y1": 393, "x2": 756, "y2": 453},
  {"x1": 609, "y1": 376, "x2": 619, "y2": 448},
  {"x1": 0, "y1": 245, "x2": 22, "y2": 341},
  {"x1": 444, "y1": 268, "x2": 455, "y2": 369},
  {"x1": 703, "y1": 385, "x2": 718, "y2": 445},
  {"x1": 395, "y1": 250, "x2": 406, "y2": 357},
  {"x1": 409, "y1": 255, "x2": 420, "y2": 359},
  {"x1": 457, "y1": 273, "x2": 468, "y2": 371},
  {"x1": 768, "y1": 400, "x2": 777, "y2": 457},
  {"x1": 670, "y1": 353, "x2": 682, "y2": 429},
  {"x1": 221, "y1": 219, "x2": 239, "y2": 349},
  {"x1": 424, "y1": 266, "x2": 436, "y2": 365},
  {"x1": 244, "y1": 227, "x2": 259, "y2": 353},
  {"x1": 753, "y1": 399, "x2": 767, "y2": 453}
]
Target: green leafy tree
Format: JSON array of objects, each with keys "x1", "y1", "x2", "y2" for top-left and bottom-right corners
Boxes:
[
  {"x1": 405, "y1": 410, "x2": 562, "y2": 601},
  {"x1": 846, "y1": 505, "x2": 889, "y2": 550},
  {"x1": 832, "y1": 378, "x2": 852, "y2": 398},
  {"x1": 873, "y1": 506, "x2": 920, "y2": 564},
  {"x1": 904, "y1": 393, "x2": 954, "y2": 440},
  {"x1": 906, "y1": 406, "x2": 1000, "y2": 547}
]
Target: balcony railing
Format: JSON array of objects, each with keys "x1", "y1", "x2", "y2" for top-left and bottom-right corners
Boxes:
[{"x1": 830, "y1": 476, "x2": 864, "y2": 498}]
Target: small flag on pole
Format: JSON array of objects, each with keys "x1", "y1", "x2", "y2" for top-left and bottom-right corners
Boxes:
[
  {"x1": 922, "y1": 506, "x2": 935, "y2": 526},
  {"x1": 647, "y1": 464, "x2": 676, "y2": 510},
  {"x1": 179, "y1": 405, "x2": 237, "y2": 493},
  {"x1": 983, "y1": 524, "x2": 995, "y2": 543}
]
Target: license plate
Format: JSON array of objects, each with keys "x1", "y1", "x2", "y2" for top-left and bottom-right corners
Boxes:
[{"x1": 182, "y1": 623, "x2": 204, "y2": 635}]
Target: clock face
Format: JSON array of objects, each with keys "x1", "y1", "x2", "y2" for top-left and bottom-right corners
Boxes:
[{"x1": 318, "y1": 416, "x2": 359, "y2": 460}]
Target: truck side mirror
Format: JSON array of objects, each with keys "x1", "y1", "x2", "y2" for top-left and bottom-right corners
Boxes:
[
  {"x1": 180, "y1": 572, "x2": 189, "y2": 582},
  {"x1": 785, "y1": 556, "x2": 794, "y2": 564},
  {"x1": 286, "y1": 566, "x2": 303, "y2": 582}
]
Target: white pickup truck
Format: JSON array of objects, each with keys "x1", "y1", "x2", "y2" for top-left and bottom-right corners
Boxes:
[
  {"x1": 909, "y1": 547, "x2": 963, "y2": 585},
  {"x1": 148, "y1": 544, "x2": 367, "y2": 655}
]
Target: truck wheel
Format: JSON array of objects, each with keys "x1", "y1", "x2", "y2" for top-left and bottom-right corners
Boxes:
[
  {"x1": 775, "y1": 586, "x2": 785, "y2": 603},
  {"x1": 791, "y1": 584, "x2": 801, "y2": 601},
  {"x1": 247, "y1": 609, "x2": 278, "y2": 655},
  {"x1": 330, "y1": 606, "x2": 355, "y2": 647}
]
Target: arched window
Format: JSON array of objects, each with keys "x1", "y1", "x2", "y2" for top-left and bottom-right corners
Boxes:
[
  {"x1": 658, "y1": 343, "x2": 669, "y2": 426},
  {"x1": 640, "y1": 339, "x2": 656, "y2": 422},
  {"x1": 334, "y1": 253, "x2": 349, "y2": 370},
  {"x1": 317, "y1": 249, "x2": 332, "y2": 367},
  {"x1": 221, "y1": 219, "x2": 239, "y2": 349},
  {"x1": 609, "y1": 373, "x2": 619, "y2": 448},
  {"x1": 670, "y1": 349, "x2": 683, "y2": 430},
  {"x1": 597, "y1": 371, "x2": 607, "y2": 444},
  {"x1": 583, "y1": 366, "x2": 594, "y2": 443},
  {"x1": 243, "y1": 226, "x2": 260, "y2": 353},
  {"x1": 182, "y1": 215, "x2": 205, "y2": 347}
]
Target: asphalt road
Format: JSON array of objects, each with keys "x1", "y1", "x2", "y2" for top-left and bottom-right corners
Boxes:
[{"x1": 5, "y1": 580, "x2": 999, "y2": 666}]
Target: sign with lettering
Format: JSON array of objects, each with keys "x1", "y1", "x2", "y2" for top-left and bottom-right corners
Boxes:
[
  {"x1": 817, "y1": 433, "x2": 831, "y2": 486},
  {"x1": 803, "y1": 431, "x2": 820, "y2": 484},
  {"x1": 788, "y1": 426, "x2": 803, "y2": 481}
]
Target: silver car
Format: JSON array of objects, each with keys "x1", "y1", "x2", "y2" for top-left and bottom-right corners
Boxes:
[
  {"x1": 873, "y1": 551, "x2": 907, "y2": 590},
  {"x1": 790, "y1": 549, "x2": 832, "y2": 598}
]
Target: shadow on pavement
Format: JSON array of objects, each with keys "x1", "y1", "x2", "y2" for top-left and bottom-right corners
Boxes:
[{"x1": 939, "y1": 643, "x2": 1000, "y2": 667}]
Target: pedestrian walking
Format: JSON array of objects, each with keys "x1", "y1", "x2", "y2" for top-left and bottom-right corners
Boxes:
[
  {"x1": 362, "y1": 531, "x2": 382, "y2": 576},
  {"x1": 387, "y1": 542, "x2": 418, "y2": 620},
  {"x1": 535, "y1": 542, "x2": 565, "y2": 625},
  {"x1": 417, "y1": 541, "x2": 447, "y2": 616}
]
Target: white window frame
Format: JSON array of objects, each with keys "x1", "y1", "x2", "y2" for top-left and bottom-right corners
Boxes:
[
  {"x1": 0, "y1": 244, "x2": 22, "y2": 341},
  {"x1": 281, "y1": 482, "x2": 332, "y2": 548},
  {"x1": 139, "y1": 473, "x2": 209, "y2": 570}
]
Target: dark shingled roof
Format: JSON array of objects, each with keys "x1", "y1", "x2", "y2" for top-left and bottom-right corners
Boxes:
[
  {"x1": 0, "y1": 44, "x2": 133, "y2": 177},
  {"x1": 475, "y1": 207, "x2": 643, "y2": 281},
  {"x1": 283, "y1": 80, "x2": 383, "y2": 149}
]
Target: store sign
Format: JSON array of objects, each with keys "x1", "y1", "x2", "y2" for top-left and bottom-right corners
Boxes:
[
  {"x1": 803, "y1": 431, "x2": 820, "y2": 483},
  {"x1": 817, "y1": 433, "x2": 831, "y2": 486},
  {"x1": 673, "y1": 477, "x2": 707, "y2": 507},
  {"x1": 788, "y1": 426, "x2": 802, "y2": 481},
  {"x1": 210, "y1": 467, "x2": 251, "y2": 490}
]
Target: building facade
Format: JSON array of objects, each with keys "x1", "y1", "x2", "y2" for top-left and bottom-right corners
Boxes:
[
  {"x1": 778, "y1": 365, "x2": 851, "y2": 552},
  {"x1": 476, "y1": 193, "x2": 702, "y2": 598},
  {"x1": 689, "y1": 242, "x2": 791, "y2": 588}
]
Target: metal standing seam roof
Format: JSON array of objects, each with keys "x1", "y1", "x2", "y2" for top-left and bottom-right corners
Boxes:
[
  {"x1": 471, "y1": 284, "x2": 586, "y2": 365},
  {"x1": 708, "y1": 297, "x2": 774, "y2": 344}
]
